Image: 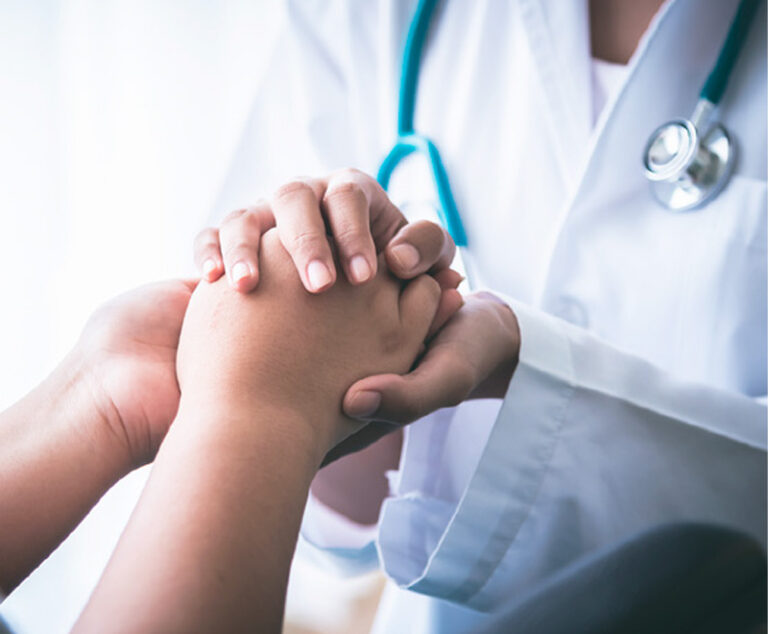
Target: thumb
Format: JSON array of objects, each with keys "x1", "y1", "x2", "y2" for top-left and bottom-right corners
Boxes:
[{"x1": 343, "y1": 344, "x2": 476, "y2": 424}]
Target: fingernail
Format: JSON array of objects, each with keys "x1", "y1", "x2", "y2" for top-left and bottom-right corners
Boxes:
[
  {"x1": 390, "y1": 244, "x2": 420, "y2": 271},
  {"x1": 306, "y1": 260, "x2": 333, "y2": 291},
  {"x1": 202, "y1": 259, "x2": 218, "y2": 278},
  {"x1": 347, "y1": 391, "x2": 381, "y2": 418},
  {"x1": 231, "y1": 261, "x2": 251, "y2": 284},
  {"x1": 349, "y1": 254, "x2": 372, "y2": 283}
]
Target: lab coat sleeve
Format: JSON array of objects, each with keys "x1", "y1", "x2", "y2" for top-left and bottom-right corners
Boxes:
[
  {"x1": 375, "y1": 295, "x2": 767, "y2": 611},
  {"x1": 296, "y1": 493, "x2": 380, "y2": 577}
]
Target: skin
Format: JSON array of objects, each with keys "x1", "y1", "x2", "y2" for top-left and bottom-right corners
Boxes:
[
  {"x1": 193, "y1": 0, "x2": 668, "y2": 526},
  {"x1": 194, "y1": 171, "x2": 463, "y2": 332},
  {"x1": 182, "y1": 230, "x2": 441, "y2": 449},
  {"x1": 589, "y1": 0, "x2": 666, "y2": 65},
  {"x1": 0, "y1": 279, "x2": 197, "y2": 594},
  {"x1": 195, "y1": 170, "x2": 521, "y2": 524},
  {"x1": 75, "y1": 230, "x2": 441, "y2": 633},
  {"x1": 0, "y1": 0, "x2": 671, "y2": 617}
]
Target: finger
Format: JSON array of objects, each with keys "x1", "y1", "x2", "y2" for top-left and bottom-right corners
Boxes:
[
  {"x1": 219, "y1": 203, "x2": 275, "y2": 292},
  {"x1": 193, "y1": 227, "x2": 224, "y2": 282},
  {"x1": 433, "y1": 267, "x2": 463, "y2": 290},
  {"x1": 272, "y1": 179, "x2": 336, "y2": 293},
  {"x1": 385, "y1": 220, "x2": 456, "y2": 279},
  {"x1": 322, "y1": 171, "x2": 378, "y2": 285},
  {"x1": 427, "y1": 288, "x2": 463, "y2": 338},
  {"x1": 343, "y1": 343, "x2": 476, "y2": 423},
  {"x1": 398, "y1": 274, "x2": 441, "y2": 341},
  {"x1": 341, "y1": 170, "x2": 410, "y2": 252}
]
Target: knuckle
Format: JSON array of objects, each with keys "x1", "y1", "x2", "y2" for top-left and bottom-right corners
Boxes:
[
  {"x1": 411, "y1": 219, "x2": 444, "y2": 248},
  {"x1": 412, "y1": 218, "x2": 441, "y2": 234},
  {"x1": 238, "y1": 207, "x2": 262, "y2": 231},
  {"x1": 222, "y1": 207, "x2": 248, "y2": 224},
  {"x1": 333, "y1": 224, "x2": 370, "y2": 248},
  {"x1": 224, "y1": 208, "x2": 261, "y2": 234},
  {"x1": 324, "y1": 179, "x2": 366, "y2": 205},
  {"x1": 220, "y1": 241, "x2": 249, "y2": 261},
  {"x1": 324, "y1": 187, "x2": 370, "y2": 223},
  {"x1": 273, "y1": 180, "x2": 316, "y2": 206},
  {"x1": 193, "y1": 227, "x2": 219, "y2": 251},
  {"x1": 407, "y1": 275, "x2": 440, "y2": 309},
  {"x1": 289, "y1": 229, "x2": 328, "y2": 258}
]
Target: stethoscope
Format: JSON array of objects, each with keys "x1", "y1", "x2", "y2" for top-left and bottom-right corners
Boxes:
[
  {"x1": 643, "y1": 0, "x2": 761, "y2": 211},
  {"x1": 377, "y1": 0, "x2": 761, "y2": 248}
]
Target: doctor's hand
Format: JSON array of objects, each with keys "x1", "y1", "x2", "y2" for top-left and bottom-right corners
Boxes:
[
  {"x1": 178, "y1": 229, "x2": 442, "y2": 454},
  {"x1": 341, "y1": 293, "x2": 520, "y2": 425},
  {"x1": 76, "y1": 279, "x2": 198, "y2": 467},
  {"x1": 194, "y1": 168, "x2": 458, "y2": 296}
]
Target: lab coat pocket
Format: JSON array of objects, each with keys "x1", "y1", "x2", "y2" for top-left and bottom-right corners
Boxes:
[{"x1": 679, "y1": 174, "x2": 767, "y2": 396}]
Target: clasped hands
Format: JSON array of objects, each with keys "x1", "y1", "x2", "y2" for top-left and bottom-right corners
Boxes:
[
  {"x1": 176, "y1": 229, "x2": 443, "y2": 461},
  {"x1": 0, "y1": 168, "x2": 521, "y2": 627},
  {"x1": 84, "y1": 169, "x2": 520, "y2": 471},
  {"x1": 0, "y1": 169, "x2": 522, "y2": 617}
]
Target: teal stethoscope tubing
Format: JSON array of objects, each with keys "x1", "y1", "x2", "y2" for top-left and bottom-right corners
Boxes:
[
  {"x1": 700, "y1": 0, "x2": 761, "y2": 105},
  {"x1": 376, "y1": 0, "x2": 467, "y2": 246},
  {"x1": 378, "y1": 0, "x2": 760, "y2": 246}
]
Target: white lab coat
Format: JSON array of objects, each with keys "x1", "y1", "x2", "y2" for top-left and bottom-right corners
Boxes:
[{"x1": 214, "y1": 0, "x2": 767, "y2": 631}]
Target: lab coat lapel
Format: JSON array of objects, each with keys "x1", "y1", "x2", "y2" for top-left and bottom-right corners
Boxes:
[
  {"x1": 517, "y1": 0, "x2": 592, "y2": 191},
  {"x1": 564, "y1": 0, "x2": 742, "y2": 219}
]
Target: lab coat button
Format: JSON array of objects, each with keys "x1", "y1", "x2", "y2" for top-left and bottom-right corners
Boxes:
[{"x1": 554, "y1": 297, "x2": 589, "y2": 327}]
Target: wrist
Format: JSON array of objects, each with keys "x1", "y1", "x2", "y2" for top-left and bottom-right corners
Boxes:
[
  {"x1": 175, "y1": 391, "x2": 334, "y2": 469},
  {"x1": 0, "y1": 346, "x2": 134, "y2": 592},
  {"x1": 54, "y1": 348, "x2": 135, "y2": 476},
  {"x1": 470, "y1": 293, "x2": 521, "y2": 400}
]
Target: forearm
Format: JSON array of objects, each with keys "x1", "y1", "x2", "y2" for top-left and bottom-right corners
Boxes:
[
  {"x1": 75, "y1": 397, "x2": 326, "y2": 634},
  {"x1": 0, "y1": 351, "x2": 132, "y2": 593}
]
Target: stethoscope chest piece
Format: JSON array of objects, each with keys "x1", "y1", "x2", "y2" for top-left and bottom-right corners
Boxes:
[
  {"x1": 643, "y1": 118, "x2": 735, "y2": 211},
  {"x1": 639, "y1": 0, "x2": 760, "y2": 212}
]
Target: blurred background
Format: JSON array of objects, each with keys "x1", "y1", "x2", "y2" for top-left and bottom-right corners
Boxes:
[{"x1": 0, "y1": 1, "x2": 382, "y2": 631}]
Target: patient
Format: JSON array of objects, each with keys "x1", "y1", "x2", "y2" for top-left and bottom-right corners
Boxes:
[
  {"x1": 0, "y1": 228, "x2": 442, "y2": 632},
  {"x1": 65, "y1": 229, "x2": 440, "y2": 632}
]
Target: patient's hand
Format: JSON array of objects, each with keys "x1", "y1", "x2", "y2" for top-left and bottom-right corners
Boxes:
[{"x1": 176, "y1": 229, "x2": 441, "y2": 453}]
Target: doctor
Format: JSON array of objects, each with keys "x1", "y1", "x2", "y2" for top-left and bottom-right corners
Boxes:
[{"x1": 197, "y1": 0, "x2": 766, "y2": 631}]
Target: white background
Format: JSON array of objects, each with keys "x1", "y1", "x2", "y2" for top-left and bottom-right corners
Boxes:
[{"x1": 0, "y1": 2, "x2": 378, "y2": 632}]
